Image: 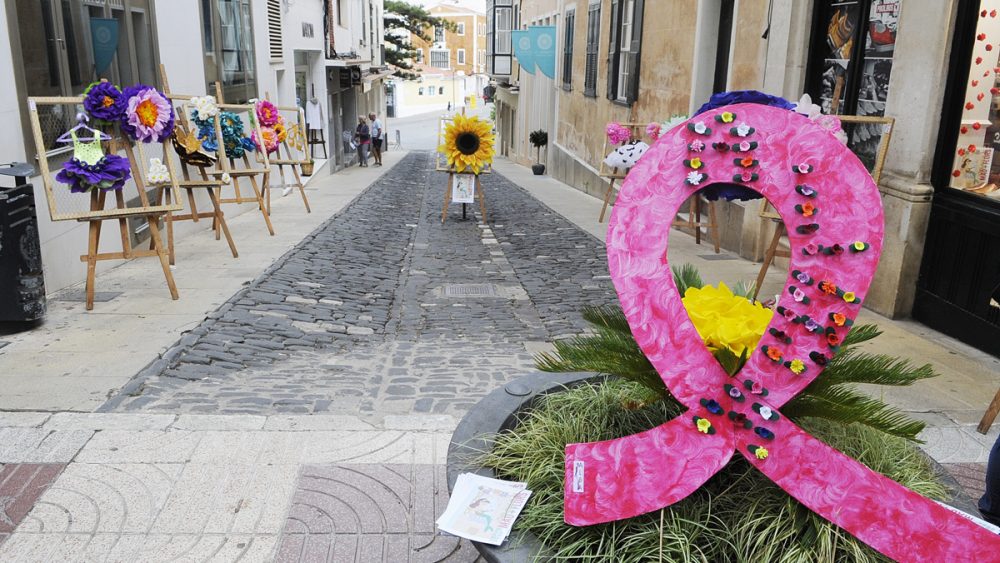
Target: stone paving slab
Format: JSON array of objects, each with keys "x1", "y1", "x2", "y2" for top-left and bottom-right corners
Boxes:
[
  {"x1": 943, "y1": 462, "x2": 988, "y2": 505},
  {"x1": 0, "y1": 532, "x2": 278, "y2": 561},
  {"x1": 276, "y1": 464, "x2": 481, "y2": 562},
  {"x1": 0, "y1": 429, "x2": 94, "y2": 463},
  {"x1": 919, "y1": 425, "x2": 1000, "y2": 464},
  {"x1": 0, "y1": 464, "x2": 65, "y2": 540}
]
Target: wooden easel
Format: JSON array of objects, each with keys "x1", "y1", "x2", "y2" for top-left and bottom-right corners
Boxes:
[
  {"x1": 28, "y1": 96, "x2": 182, "y2": 310},
  {"x1": 213, "y1": 82, "x2": 275, "y2": 236},
  {"x1": 751, "y1": 115, "x2": 895, "y2": 301},
  {"x1": 259, "y1": 93, "x2": 311, "y2": 213},
  {"x1": 597, "y1": 121, "x2": 720, "y2": 253},
  {"x1": 151, "y1": 65, "x2": 239, "y2": 262},
  {"x1": 440, "y1": 171, "x2": 488, "y2": 223}
]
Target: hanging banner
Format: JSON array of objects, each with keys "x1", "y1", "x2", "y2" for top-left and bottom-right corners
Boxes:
[
  {"x1": 90, "y1": 18, "x2": 119, "y2": 75},
  {"x1": 530, "y1": 26, "x2": 557, "y2": 79},
  {"x1": 511, "y1": 30, "x2": 536, "y2": 74}
]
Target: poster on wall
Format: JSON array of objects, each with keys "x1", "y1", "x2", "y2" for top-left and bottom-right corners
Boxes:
[
  {"x1": 819, "y1": 1, "x2": 861, "y2": 114},
  {"x1": 452, "y1": 173, "x2": 476, "y2": 203},
  {"x1": 848, "y1": 0, "x2": 901, "y2": 170}
]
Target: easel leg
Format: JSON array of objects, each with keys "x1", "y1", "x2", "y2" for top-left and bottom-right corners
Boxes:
[
  {"x1": 290, "y1": 160, "x2": 311, "y2": 213},
  {"x1": 694, "y1": 197, "x2": 703, "y2": 245},
  {"x1": 148, "y1": 215, "x2": 179, "y2": 300},
  {"x1": 477, "y1": 177, "x2": 488, "y2": 223},
  {"x1": 599, "y1": 177, "x2": 616, "y2": 223},
  {"x1": 208, "y1": 188, "x2": 239, "y2": 258},
  {"x1": 115, "y1": 191, "x2": 132, "y2": 259},
  {"x1": 979, "y1": 390, "x2": 1000, "y2": 433},
  {"x1": 85, "y1": 219, "x2": 100, "y2": 311},
  {"x1": 441, "y1": 174, "x2": 453, "y2": 223},
  {"x1": 707, "y1": 199, "x2": 721, "y2": 254},
  {"x1": 250, "y1": 172, "x2": 275, "y2": 235},
  {"x1": 753, "y1": 221, "x2": 785, "y2": 302},
  {"x1": 162, "y1": 187, "x2": 177, "y2": 265}
]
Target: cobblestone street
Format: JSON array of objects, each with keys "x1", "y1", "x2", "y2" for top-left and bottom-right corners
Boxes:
[{"x1": 102, "y1": 152, "x2": 616, "y2": 418}]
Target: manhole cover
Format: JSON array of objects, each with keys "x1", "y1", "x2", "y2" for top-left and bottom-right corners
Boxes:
[
  {"x1": 443, "y1": 284, "x2": 500, "y2": 298},
  {"x1": 55, "y1": 291, "x2": 123, "y2": 303}
]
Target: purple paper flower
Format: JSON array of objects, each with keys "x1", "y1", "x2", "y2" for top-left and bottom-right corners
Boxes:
[
  {"x1": 120, "y1": 84, "x2": 175, "y2": 143},
  {"x1": 804, "y1": 318, "x2": 820, "y2": 332},
  {"x1": 83, "y1": 82, "x2": 124, "y2": 123},
  {"x1": 796, "y1": 272, "x2": 811, "y2": 284},
  {"x1": 728, "y1": 387, "x2": 742, "y2": 399}
]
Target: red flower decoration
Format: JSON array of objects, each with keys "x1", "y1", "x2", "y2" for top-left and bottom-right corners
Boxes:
[{"x1": 826, "y1": 332, "x2": 841, "y2": 346}]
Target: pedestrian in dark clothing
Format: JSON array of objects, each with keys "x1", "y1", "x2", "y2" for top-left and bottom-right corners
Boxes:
[{"x1": 355, "y1": 116, "x2": 370, "y2": 167}]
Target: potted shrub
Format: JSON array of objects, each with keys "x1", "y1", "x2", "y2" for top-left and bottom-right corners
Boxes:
[
  {"x1": 447, "y1": 265, "x2": 977, "y2": 562},
  {"x1": 529, "y1": 129, "x2": 548, "y2": 175}
]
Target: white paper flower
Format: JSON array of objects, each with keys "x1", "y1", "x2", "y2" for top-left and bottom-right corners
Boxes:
[
  {"x1": 736, "y1": 122, "x2": 751, "y2": 137},
  {"x1": 221, "y1": 172, "x2": 232, "y2": 184},
  {"x1": 661, "y1": 114, "x2": 689, "y2": 133},
  {"x1": 759, "y1": 406, "x2": 773, "y2": 420},
  {"x1": 147, "y1": 158, "x2": 170, "y2": 184},
  {"x1": 192, "y1": 95, "x2": 219, "y2": 118},
  {"x1": 796, "y1": 162, "x2": 811, "y2": 173},
  {"x1": 793, "y1": 93, "x2": 822, "y2": 120},
  {"x1": 739, "y1": 140, "x2": 752, "y2": 152},
  {"x1": 686, "y1": 171, "x2": 704, "y2": 185},
  {"x1": 693, "y1": 122, "x2": 707, "y2": 134}
]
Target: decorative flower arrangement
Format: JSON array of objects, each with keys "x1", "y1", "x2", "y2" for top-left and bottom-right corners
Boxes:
[
  {"x1": 193, "y1": 110, "x2": 256, "y2": 158},
  {"x1": 439, "y1": 114, "x2": 496, "y2": 174},
  {"x1": 251, "y1": 127, "x2": 279, "y2": 154},
  {"x1": 119, "y1": 84, "x2": 175, "y2": 143},
  {"x1": 606, "y1": 122, "x2": 632, "y2": 145},
  {"x1": 83, "y1": 82, "x2": 124, "y2": 124},
  {"x1": 191, "y1": 95, "x2": 219, "y2": 119},
  {"x1": 255, "y1": 100, "x2": 280, "y2": 127},
  {"x1": 793, "y1": 93, "x2": 848, "y2": 144},
  {"x1": 250, "y1": 100, "x2": 287, "y2": 154},
  {"x1": 146, "y1": 158, "x2": 170, "y2": 184}
]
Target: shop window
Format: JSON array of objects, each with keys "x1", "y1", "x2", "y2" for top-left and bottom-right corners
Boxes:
[
  {"x1": 806, "y1": 0, "x2": 900, "y2": 170},
  {"x1": 562, "y1": 9, "x2": 575, "y2": 90},
  {"x1": 430, "y1": 50, "x2": 450, "y2": 69},
  {"x1": 13, "y1": 0, "x2": 158, "y2": 162},
  {"x1": 201, "y1": 0, "x2": 257, "y2": 104},
  {"x1": 606, "y1": 0, "x2": 643, "y2": 103},
  {"x1": 584, "y1": 1, "x2": 601, "y2": 97}
]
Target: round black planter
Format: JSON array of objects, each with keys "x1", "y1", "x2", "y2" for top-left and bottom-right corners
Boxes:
[
  {"x1": 446, "y1": 372, "x2": 981, "y2": 562},
  {"x1": 531, "y1": 164, "x2": 546, "y2": 175}
]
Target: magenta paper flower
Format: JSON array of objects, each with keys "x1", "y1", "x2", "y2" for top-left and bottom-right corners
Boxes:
[
  {"x1": 646, "y1": 122, "x2": 662, "y2": 140},
  {"x1": 804, "y1": 243, "x2": 818, "y2": 255},
  {"x1": 256, "y1": 100, "x2": 281, "y2": 127},
  {"x1": 689, "y1": 140, "x2": 705, "y2": 152},
  {"x1": 606, "y1": 122, "x2": 631, "y2": 145},
  {"x1": 120, "y1": 84, "x2": 175, "y2": 143}
]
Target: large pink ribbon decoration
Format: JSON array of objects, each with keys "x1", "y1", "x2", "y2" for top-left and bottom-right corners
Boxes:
[{"x1": 565, "y1": 103, "x2": 1000, "y2": 561}]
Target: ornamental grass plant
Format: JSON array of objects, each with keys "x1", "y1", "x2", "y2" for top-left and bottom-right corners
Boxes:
[{"x1": 482, "y1": 265, "x2": 946, "y2": 562}]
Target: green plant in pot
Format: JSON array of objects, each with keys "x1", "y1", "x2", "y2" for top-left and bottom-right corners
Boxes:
[
  {"x1": 529, "y1": 129, "x2": 548, "y2": 175},
  {"x1": 483, "y1": 264, "x2": 952, "y2": 562}
]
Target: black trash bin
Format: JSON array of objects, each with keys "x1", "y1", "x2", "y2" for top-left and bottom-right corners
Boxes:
[{"x1": 0, "y1": 163, "x2": 45, "y2": 321}]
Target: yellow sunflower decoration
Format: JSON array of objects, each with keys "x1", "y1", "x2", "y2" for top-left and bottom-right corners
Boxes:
[{"x1": 439, "y1": 114, "x2": 495, "y2": 174}]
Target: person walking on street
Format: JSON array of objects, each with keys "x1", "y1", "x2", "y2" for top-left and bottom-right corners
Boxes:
[
  {"x1": 355, "y1": 115, "x2": 370, "y2": 167},
  {"x1": 368, "y1": 112, "x2": 384, "y2": 166}
]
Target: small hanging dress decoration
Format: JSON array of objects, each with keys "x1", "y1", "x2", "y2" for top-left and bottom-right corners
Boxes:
[{"x1": 55, "y1": 114, "x2": 132, "y2": 193}]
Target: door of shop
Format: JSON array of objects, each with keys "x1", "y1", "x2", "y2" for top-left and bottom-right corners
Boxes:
[{"x1": 915, "y1": 0, "x2": 1000, "y2": 357}]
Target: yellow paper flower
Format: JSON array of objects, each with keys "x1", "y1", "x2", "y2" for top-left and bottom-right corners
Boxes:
[
  {"x1": 689, "y1": 157, "x2": 702, "y2": 169},
  {"x1": 439, "y1": 114, "x2": 495, "y2": 174},
  {"x1": 789, "y1": 359, "x2": 805, "y2": 374},
  {"x1": 755, "y1": 447, "x2": 769, "y2": 460},
  {"x1": 843, "y1": 292, "x2": 856, "y2": 303},
  {"x1": 696, "y1": 418, "x2": 712, "y2": 433},
  {"x1": 682, "y1": 282, "x2": 774, "y2": 358},
  {"x1": 721, "y1": 111, "x2": 734, "y2": 123},
  {"x1": 853, "y1": 241, "x2": 866, "y2": 251}
]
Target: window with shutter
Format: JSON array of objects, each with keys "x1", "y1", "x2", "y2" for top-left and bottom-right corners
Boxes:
[
  {"x1": 606, "y1": 0, "x2": 620, "y2": 100},
  {"x1": 562, "y1": 10, "x2": 575, "y2": 90},
  {"x1": 607, "y1": 0, "x2": 643, "y2": 103},
  {"x1": 267, "y1": 0, "x2": 282, "y2": 60},
  {"x1": 584, "y1": 2, "x2": 600, "y2": 97}
]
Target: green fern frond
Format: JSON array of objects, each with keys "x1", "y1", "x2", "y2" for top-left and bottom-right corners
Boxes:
[
  {"x1": 841, "y1": 324, "x2": 882, "y2": 348},
  {"x1": 672, "y1": 263, "x2": 704, "y2": 297},
  {"x1": 784, "y1": 385, "x2": 926, "y2": 441},
  {"x1": 580, "y1": 304, "x2": 634, "y2": 336},
  {"x1": 810, "y1": 350, "x2": 935, "y2": 389}
]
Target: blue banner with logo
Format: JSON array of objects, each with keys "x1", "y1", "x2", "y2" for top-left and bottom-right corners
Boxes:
[
  {"x1": 530, "y1": 26, "x2": 557, "y2": 79},
  {"x1": 90, "y1": 18, "x2": 119, "y2": 75},
  {"x1": 511, "y1": 30, "x2": 535, "y2": 74}
]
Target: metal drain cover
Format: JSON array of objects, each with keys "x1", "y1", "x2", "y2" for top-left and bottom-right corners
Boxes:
[
  {"x1": 56, "y1": 291, "x2": 123, "y2": 303},
  {"x1": 443, "y1": 284, "x2": 500, "y2": 298}
]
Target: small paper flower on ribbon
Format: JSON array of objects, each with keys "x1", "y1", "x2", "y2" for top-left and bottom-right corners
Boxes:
[
  {"x1": 728, "y1": 411, "x2": 753, "y2": 429},
  {"x1": 732, "y1": 122, "x2": 754, "y2": 137},
  {"x1": 735, "y1": 155, "x2": 758, "y2": 168},
  {"x1": 789, "y1": 286, "x2": 810, "y2": 304},
  {"x1": 829, "y1": 312, "x2": 852, "y2": 327},
  {"x1": 753, "y1": 403, "x2": 779, "y2": 421},
  {"x1": 762, "y1": 345, "x2": 783, "y2": 363},
  {"x1": 795, "y1": 184, "x2": 817, "y2": 198},
  {"x1": 689, "y1": 122, "x2": 712, "y2": 135},
  {"x1": 818, "y1": 281, "x2": 837, "y2": 295},
  {"x1": 777, "y1": 306, "x2": 797, "y2": 321},
  {"x1": 843, "y1": 291, "x2": 859, "y2": 304},
  {"x1": 749, "y1": 445, "x2": 770, "y2": 460},
  {"x1": 716, "y1": 111, "x2": 736, "y2": 123},
  {"x1": 796, "y1": 223, "x2": 820, "y2": 235},
  {"x1": 768, "y1": 328, "x2": 792, "y2": 344},
  {"x1": 685, "y1": 157, "x2": 703, "y2": 169},
  {"x1": 754, "y1": 427, "x2": 775, "y2": 440},
  {"x1": 694, "y1": 416, "x2": 715, "y2": 434},
  {"x1": 826, "y1": 328, "x2": 842, "y2": 348},
  {"x1": 686, "y1": 171, "x2": 706, "y2": 186},
  {"x1": 802, "y1": 243, "x2": 819, "y2": 256},
  {"x1": 712, "y1": 141, "x2": 730, "y2": 152},
  {"x1": 700, "y1": 398, "x2": 724, "y2": 415},
  {"x1": 793, "y1": 162, "x2": 813, "y2": 174},
  {"x1": 809, "y1": 351, "x2": 829, "y2": 366},
  {"x1": 792, "y1": 270, "x2": 813, "y2": 285},
  {"x1": 803, "y1": 317, "x2": 822, "y2": 333},
  {"x1": 795, "y1": 202, "x2": 817, "y2": 217},
  {"x1": 733, "y1": 171, "x2": 759, "y2": 183},
  {"x1": 786, "y1": 359, "x2": 806, "y2": 374},
  {"x1": 688, "y1": 140, "x2": 706, "y2": 152},
  {"x1": 733, "y1": 140, "x2": 758, "y2": 152},
  {"x1": 744, "y1": 379, "x2": 769, "y2": 396},
  {"x1": 850, "y1": 241, "x2": 870, "y2": 252},
  {"x1": 725, "y1": 384, "x2": 745, "y2": 401}
]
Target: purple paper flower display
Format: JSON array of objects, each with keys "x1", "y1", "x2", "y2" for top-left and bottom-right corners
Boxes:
[
  {"x1": 119, "y1": 84, "x2": 175, "y2": 143},
  {"x1": 83, "y1": 82, "x2": 125, "y2": 123}
]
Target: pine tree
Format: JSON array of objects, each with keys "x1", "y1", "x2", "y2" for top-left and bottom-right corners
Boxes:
[{"x1": 384, "y1": 1, "x2": 456, "y2": 80}]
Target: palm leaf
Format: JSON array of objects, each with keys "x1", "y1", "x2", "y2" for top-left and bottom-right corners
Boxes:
[
  {"x1": 731, "y1": 280, "x2": 757, "y2": 300},
  {"x1": 808, "y1": 349, "x2": 935, "y2": 389},
  {"x1": 580, "y1": 304, "x2": 634, "y2": 336},
  {"x1": 672, "y1": 263, "x2": 704, "y2": 297},
  {"x1": 784, "y1": 385, "x2": 925, "y2": 441},
  {"x1": 841, "y1": 324, "x2": 881, "y2": 348}
]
